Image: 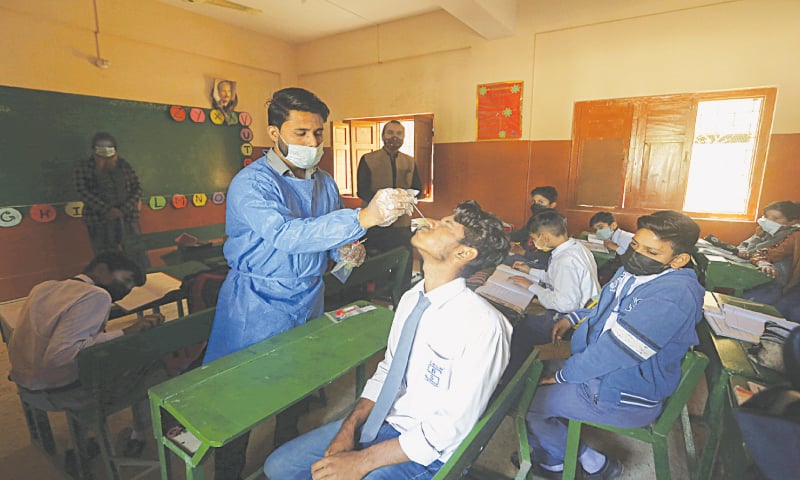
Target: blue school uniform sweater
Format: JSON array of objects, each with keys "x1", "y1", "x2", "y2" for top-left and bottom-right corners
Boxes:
[{"x1": 554, "y1": 267, "x2": 704, "y2": 408}]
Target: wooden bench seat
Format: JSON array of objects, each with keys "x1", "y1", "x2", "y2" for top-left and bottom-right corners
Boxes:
[{"x1": 20, "y1": 308, "x2": 217, "y2": 480}]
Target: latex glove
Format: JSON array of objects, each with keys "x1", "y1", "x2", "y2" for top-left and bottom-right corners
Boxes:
[
  {"x1": 338, "y1": 242, "x2": 366, "y2": 268},
  {"x1": 359, "y1": 188, "x2": 415, "y2": 228}
]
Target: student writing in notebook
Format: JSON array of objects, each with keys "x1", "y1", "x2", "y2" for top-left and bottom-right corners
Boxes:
[
  {"x1": 508, "y1": 186, "x2": 559, "y2": 270},
  {"x1": 502, "y1": 209, "x2": 599, "y2": 381}
]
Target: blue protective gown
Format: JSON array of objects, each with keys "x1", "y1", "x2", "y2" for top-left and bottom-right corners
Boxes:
[{"x1": 204, "y1": 150, "x2": 366, "y2": 363}]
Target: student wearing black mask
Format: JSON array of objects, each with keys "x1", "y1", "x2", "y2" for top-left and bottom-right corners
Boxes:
[
  {"x1": 508, "y1": 186, "x2": 559, "y2": 270},
  {"x1": 519, "y1": 211, "x2": 704, "y2": 480}
]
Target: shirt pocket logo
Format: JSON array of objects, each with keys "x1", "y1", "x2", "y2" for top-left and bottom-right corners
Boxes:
[
  {"x1": 422, "y1": 343, "x2": 452, "y2": 389},
  {"x1": 425, "y1": 361, "x2": 445, "y2": 387}
]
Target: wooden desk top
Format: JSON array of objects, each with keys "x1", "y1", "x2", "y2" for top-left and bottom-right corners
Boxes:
[{"x1": 149, "y1": 302, "x2": 393, "y2": 447}]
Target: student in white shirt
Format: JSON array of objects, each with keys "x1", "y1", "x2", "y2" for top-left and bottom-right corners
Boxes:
[
  {"x1": 589, "y1": 211, "x2": 634, "y2": 256},
  {"x1": 264, "y1": 200, "x2": 513, "y2": 480},
  {"x1": 503, "y1": 209, "x2": 599, "y2": 379}
]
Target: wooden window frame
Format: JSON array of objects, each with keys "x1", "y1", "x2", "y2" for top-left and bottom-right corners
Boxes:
[
  {"x1": 332, "y1": 114, "x2": 434, "y2": 201},
  {"x1": 567, "y1": 87, "x2": 776, "y2": 221}
]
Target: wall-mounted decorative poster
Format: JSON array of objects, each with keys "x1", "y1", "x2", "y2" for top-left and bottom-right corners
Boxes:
[{"x1": 476, "y1": 81, "x2": 523, "y2": 140}]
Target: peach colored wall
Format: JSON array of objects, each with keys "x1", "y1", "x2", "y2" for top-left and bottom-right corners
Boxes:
[
  {"x1": 298, "y1": 0, "x2": 800, "y2": 142},
  {"x1": 0, "y1": 0, "x2": 295, "y2": 147},
  {"x1": 2, "y1": 0, "x2": 799, "y2": 300},
  {"x1": 0, "y1": 0, "x2": 296, "y2": 300},
  {"x1": 531, "y1": 0, "x2": 800, "y2": 139}
]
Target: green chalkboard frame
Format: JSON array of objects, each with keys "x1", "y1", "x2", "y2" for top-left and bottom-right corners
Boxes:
[{"x1": 0, "y1": 86, "x2": 245, "y2": 207}]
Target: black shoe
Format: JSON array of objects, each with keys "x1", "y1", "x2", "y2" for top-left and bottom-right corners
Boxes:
[
  {"x1": 116, "y1": 427, "x2": 146, "y2": 457},
  {"x1": 583, "y1": 458, "x2": 624, "y2": 480},
  {"x1": 123, "y1": 438, "x2": 146, "y2": 457}
]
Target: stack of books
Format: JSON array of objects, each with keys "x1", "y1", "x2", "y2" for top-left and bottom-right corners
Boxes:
[{"x1": 702, "y1": 291, "x2": 794, "y2": 343}]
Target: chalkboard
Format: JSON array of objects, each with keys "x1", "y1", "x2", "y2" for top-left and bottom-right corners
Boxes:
[{"x1": 0, "y1": 86, "x2": 245, "y2": 206}]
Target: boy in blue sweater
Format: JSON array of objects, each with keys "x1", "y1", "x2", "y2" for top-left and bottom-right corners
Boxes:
[{"x1": 523, "y1": 210, "x2": 704, "y2": 479}]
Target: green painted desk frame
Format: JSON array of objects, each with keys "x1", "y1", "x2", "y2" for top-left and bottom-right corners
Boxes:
[
  {"x1": 694, "y1": 321, "x2": 784, "y2": 480},
  {"x1": 692, "y1": 251, "x2": 772, "y2": 296},
  {"x1": 148, "y1": 302, "x2": 393, "y2": 480},
  {"x1": 432, "y1": 349, "x2": 544, "y2": 480}
]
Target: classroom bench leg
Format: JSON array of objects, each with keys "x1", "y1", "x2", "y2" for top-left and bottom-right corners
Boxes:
[
  {"x1": 150, "y1": 404, "x2": 173, "y2": 480},
  {"x1": 21, "y1": 401, "x2": 57, "y2": 456},
  {"x1": 66, "y1": 414, "x2": 94, "y2": 480},
  {"x1": 696, "y1": 371, "x2": 730, "y2": 480}
]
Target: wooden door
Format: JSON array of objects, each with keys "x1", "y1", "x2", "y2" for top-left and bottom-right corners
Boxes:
[
  {"x1": 331, "y1": 121, "x2": 352, "y2": 194},
  {"x1": 413, "y1": 115, "x2": 434, "y2": 198}
]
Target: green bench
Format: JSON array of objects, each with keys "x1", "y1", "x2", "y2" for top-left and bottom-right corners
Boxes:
[
  {"x1": 563, "y1": 350, "x2": 709, "y2": 480},
  {"x1": 148, "y1": 301, "x2": 394, "y2": 480},
  {"x1": 323, "y1": 246, "x2": 411, "y2": 309},
  {"x1": 694, "y1": 319, "x2": 784, "y2": 480},
  {"x1": 692, "y1": 250, "x2": 772, "y2": 296},
  {"x1": 433, "y1": 348, "x2": 544, "y2": 480},
  {"x1": 141, "y1": 224, "x2": 227, "y2": 280},
  {"x1": 16, "y1": 308, "x2": 216, "y2": 480}
]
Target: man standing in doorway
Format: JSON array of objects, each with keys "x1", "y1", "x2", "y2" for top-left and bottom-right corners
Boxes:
[{"x1": 357, "y1": 121, "x2": 423, "y2": 286}]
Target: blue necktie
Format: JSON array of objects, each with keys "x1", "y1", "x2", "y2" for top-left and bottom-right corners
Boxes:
[{"x1": 360, "y1": 291, "x2": 431, "y2": 443}]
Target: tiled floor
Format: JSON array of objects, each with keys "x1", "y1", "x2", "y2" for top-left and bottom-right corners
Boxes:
[{"x1": 0, "y1": 299, "x2": 710, "y2": 479}]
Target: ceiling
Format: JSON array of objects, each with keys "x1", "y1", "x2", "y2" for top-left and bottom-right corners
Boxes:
[{"x1": 157, "y1": 0, "x2": 517, "y2": 43}]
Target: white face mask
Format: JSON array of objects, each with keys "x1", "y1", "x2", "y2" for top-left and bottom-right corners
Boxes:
[
  {"x1": 595, "y1": 228, "x2": 614, "y2": 241},
  {"x1": 94, "y1": 146, "x2": 116, "y2": 157},
  {"x1": 757, "y1": 216, "x2": 783, "y2": 236},
  {"x1": 278, "y1": 133, "x2": 323, "y2": 169}
]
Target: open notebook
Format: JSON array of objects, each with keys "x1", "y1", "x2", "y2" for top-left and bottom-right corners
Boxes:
[
  {"x1": 475, "y1": 264, "x2": 541, "y2": 314},
  {"x1": 114, "y1": 272, "x2": 182, "y2": 312}
]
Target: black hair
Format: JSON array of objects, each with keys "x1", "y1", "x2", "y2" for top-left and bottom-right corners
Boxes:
[
  {"x1": 217, "y1": 80, "x2": 233, "y2": 90},
  {"x1": 91, "y1": 132, "x2": 117, "y2": 148},
  {"x1": 530, "y1": 186, "x2": 558, "y2": 203},
  {"x1": 454, "y1": 200, "x2": 510, "y2": 277},
  {"x1": 382, "y1": 120, "x2": 404, "y2": 135},
  {"x1": 763, "y1": 200, "x2": 800, "y2": 222},
  {"x1": 589, "y1": 211, "x2": 615, "y2": 228},
  {"x1": 529, "y1": 208, "x2": 567, "y2": 237},
  {"x1": 83, "y1": 251, "x2": 145, "y2": 286},
  {"x1": 267, "y1": 87, "x2": 330, "y2": 128},
  {"x1": 637, "y1": 210, "x2": 700, "y2": 256}
]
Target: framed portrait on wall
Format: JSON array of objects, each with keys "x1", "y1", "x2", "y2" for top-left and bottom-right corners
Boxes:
[{"x1": 211, "y1": 79, "x2": 238, "y2": 113}]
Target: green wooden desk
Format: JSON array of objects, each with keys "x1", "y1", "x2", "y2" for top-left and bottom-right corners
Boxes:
[
  {"x1": 577, "y1": 232, "x2": 617, "y2": 270},
  {"x1": 692, "y1": 250, "x2": 772, "y2": 296},
  {"x1": 148, "y1": 302, "x2": 393, "y2": 480},
  {"x1": 695, "y1": 320, "x2": 784, "y2": 480}
]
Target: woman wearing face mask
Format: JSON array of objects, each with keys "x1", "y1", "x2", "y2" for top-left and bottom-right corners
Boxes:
[
  {"x1": 74, "y1": 132, "x2": 148, "y2": 269},
  {"x1": 739, "y1": 200, "x2": 800, "y2": 322}
]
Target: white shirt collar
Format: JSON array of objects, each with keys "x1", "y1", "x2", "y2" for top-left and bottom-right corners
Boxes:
[
  {"x1": 551, "y1": 237, "x2": 578, "y2": 258},
  {"x1": 411, "y1": 277, "x2": 468, "y2": 308}
]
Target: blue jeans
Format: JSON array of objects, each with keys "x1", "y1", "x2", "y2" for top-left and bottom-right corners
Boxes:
[
  {"x1": 525, "y1": 361, "x2": 662, "y2": 467},
  {"x1": 263, "y1": 419, "x2": 444, "y2": 480}
]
